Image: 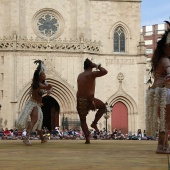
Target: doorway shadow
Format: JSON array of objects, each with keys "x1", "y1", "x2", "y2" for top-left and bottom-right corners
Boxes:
[{"x1": 42, "y1": 96, "x2": 60, "y2": 131}]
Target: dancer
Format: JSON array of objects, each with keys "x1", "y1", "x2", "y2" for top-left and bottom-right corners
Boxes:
[
  {"x1": 76, "y1": 58, "x2": 108, "y2": 144},
  {"x1": 15, "y1": 60, "x2": 52, "y2": 146},
  {"x1": 146, "y1": 21, "x2": 170, "y2": 154}
]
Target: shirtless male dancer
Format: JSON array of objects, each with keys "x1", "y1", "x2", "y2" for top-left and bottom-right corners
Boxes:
[{"x1": 76, "y1": 58, "x2": 108, "y2": 144}]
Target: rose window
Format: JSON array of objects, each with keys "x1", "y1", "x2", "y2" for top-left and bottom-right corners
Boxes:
[
  {"x1": 37, "y1": 14, "x2": 59, "y2": 37},
  {"x1": 32, "y1": 9, "x2": 64, "y2": 40}
]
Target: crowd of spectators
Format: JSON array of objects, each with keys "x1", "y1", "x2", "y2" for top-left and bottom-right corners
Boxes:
[{"x1": 0, "y1": 127, "x2": 162, "y2": 141}]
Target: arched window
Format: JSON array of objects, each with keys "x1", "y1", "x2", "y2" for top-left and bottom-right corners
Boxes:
[{"x1": 114, "y1": 27, "x2": 125, "y2": 52}]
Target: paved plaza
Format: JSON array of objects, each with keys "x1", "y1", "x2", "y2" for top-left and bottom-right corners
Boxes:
[{"x1": 0, "y1": 140, "x2": 169, "y2": 170}]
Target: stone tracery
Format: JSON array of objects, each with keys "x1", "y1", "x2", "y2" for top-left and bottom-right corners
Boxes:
[{"x1": 0, "y1": 36, "x2": 101, "y2": 54}]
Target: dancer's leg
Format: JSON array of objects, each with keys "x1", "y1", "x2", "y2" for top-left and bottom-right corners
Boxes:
[
  {"x1": 77, "y1": 99, "x2": 90, "y2": 144},
  {"x1": 30, "y1": 107, "x2": 48, "y2": 143},
  {"x1": 23, "y1": 107, "x2": 38, "y2": 146},
  {"x1": 91, "y1": 98, "x2": 106, "y2": 132},
  {"x1": 38, "y1": 130, "x2": 48, "y2": 143},
  {"x1": 23, "y1": 121, "x2": 32, "y2": 146},
  {"x1": 79, "y1": 115, "x2": 90, "y2": 144},
  {"x1": 156, "y1": 104, "x2": 170, "y2": 154}
]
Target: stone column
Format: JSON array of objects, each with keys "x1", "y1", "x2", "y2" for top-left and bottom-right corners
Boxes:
[
  {"x1": 137, "y1": 34, "x2": 147, "y2": 131},
  {"x1": 77, "y1": 0, "x2": 91, "y2": 40},
  {"x1": 19, "y1": 0, "x2": 27, "y2": 37},
  {"x1": 70, "y1": 0, "x2": 78, "y2": 39},
  {"x1": 3, "y1": 0, "x2": 20, "y2": 37}
]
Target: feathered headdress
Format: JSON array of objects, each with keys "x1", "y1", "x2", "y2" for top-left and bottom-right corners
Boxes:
[
  {"x1": 164, "y1": 21, "x2": 170, "y2": 44},
  {"x1": 34, "y1": 60, "x2": 46, "y2": 75}
]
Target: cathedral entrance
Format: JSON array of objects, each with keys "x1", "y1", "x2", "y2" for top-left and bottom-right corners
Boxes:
[
  {"x1": 41, "y1": 96, "x2": 60, "y2": 131},
  {"x1": 111, "y1": 102, "x2": 128, "y2": 135}
]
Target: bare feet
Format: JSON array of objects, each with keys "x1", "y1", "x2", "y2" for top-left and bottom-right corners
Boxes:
[
  {"x1": 91, "y1": 122, "x2": 99, "y2": 133},
  {"x1": 23, "y1": 137, "x2": 32, "y2": 146},
  {"x1": 41, "y1": 136, "x2": 48, "y2": 143},
  {"x1": 156, "y1": 145, "x2": 170, "y2": 154},
  {"x1": 156, "y1": 149, "x2": 170, "y2": 154}
]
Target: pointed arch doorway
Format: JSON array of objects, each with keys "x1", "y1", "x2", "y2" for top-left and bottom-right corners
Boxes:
[
  {"x1": 111, "y1": 102, "x2": 128, "y2": 135},
  {"x1": 41, "y1": 96, "x2": 60, "y2": 131}
]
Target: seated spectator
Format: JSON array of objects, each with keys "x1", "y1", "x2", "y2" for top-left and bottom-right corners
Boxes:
[
  {"x1": 93, "y1": 130, "x2": 98, "y2": 139},
  {"x1": 103, "y1": 128, "x2": 107, "y2": 138},
  {"x1": 4, "y1": 128, "x2": 11, "y2": 135},
  {"x1": 68, "y1": 129, "x2": 73, "y2": 137},
  {"x1": 63, "y1": 129, "x2": 69, "y2": 139},
  {"x1": 118, "y1": 129, "x2": 122, "y2": 136},
  {"x1": 78, "y1": 129, "x2": 84, "y2": 139},
  {"x1": 128, "y1": 131, "x2": 132, "y2": 140},
  {"x1": 9, "y1": 129, "x2": 14, "y2": 139},
  {"x1": 137, "y1": 129, "x2": 142, "y2": 140},
  {"x1": 13, "y1": 129, "x2": 18, "y2": 137},
  {"x1": 143, "y1": 130, "x2": 146, "y2": 137},
  {"x1": 55, "y1": 127, "x2": 63, "y2": 139},
  {"x1": 3, "y1": 128, "x2": 12, "y2": 139},
  {"x1": 22, "y1": 129, "x2": 27, "y2": 139},
  {"x1": 107, "y1": 131, "x2": 111, "y2": 138},
  {"x1": 113, "y1": 128, "x2": 117, "y2": 138},
  {"x1": 17, "y1": 130, "x2": 23, "y2": 139},
  {"x1": 132, "y1": 134, "x2": 138, "y2": 140},
  {"x1": 118, "y1": 133, "x2": 125, "y2": 140},
  {"x1": 73, "y1": 129, "x2": 78, "y2": 137},
  {"x1": 0, "y1": 128, "x2": 4, "y2": 139}
]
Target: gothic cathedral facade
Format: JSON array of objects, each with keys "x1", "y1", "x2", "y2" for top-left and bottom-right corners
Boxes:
[{"x1": 0, "y1": 0, "x2": 146, "y2": 134}]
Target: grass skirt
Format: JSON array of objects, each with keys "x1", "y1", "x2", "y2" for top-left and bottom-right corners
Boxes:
[
  {"x1": 146, "y1": 87, "x2": 167, "y2": 136},
  {"x1": 15, "y1": 99, "x2": 43, "y2": 131}
]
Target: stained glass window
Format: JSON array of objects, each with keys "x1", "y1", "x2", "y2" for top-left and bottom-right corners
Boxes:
[{"x1": 114, "y1": 27, "x2": 125, "y2": 52}]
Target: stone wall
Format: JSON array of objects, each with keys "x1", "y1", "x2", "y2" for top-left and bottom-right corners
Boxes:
[{"x1": 0, "y1": 0, "x2": 146, "y2": 134}]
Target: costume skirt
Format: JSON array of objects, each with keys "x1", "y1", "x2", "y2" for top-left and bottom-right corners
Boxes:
[
  {"x1": 77, "y1": 98, "x2": 90, "y2": 117},
  {"x1": 146, "y1": 87, "x2": 168, "y2": 136},
  {"x1": 15, "y1": 98, "x2": 43, "y2": 131}
]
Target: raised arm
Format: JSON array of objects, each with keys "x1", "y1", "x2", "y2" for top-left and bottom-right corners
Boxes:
[
  {"x1": 91, "y1": 63, "x2": 108, "y2": 77},
  {"x1": 39, "y1": 83, "x2": 52, "y2": 90},
  {"x1": 161, "y1": 57, "x2": 170, "y2": 82}
]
